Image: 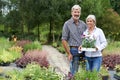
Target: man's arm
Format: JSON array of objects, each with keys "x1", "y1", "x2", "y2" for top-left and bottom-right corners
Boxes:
[{"x1": 62, "y1": 39, "x2": 72, "y2": 61}]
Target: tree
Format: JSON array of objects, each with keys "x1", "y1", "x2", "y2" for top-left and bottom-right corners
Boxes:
[
  {"x1": 4, "y1": 10, "x2": 22, "y2": 32},
  {"x1": 110, "y1": 0, "x2": 120, "y2": 14},
  {"x1": 80, "y1": 0, "x2": 111, "y2": 20}
]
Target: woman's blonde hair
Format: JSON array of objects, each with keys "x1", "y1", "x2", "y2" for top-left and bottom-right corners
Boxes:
[{"x1": 86, "y1": 14, "x2": 96, "y2": 24}]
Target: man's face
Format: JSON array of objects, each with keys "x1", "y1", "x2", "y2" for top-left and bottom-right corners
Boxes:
[{"x1": 71, "y1": 9, "x2": 80, "y2": 21}]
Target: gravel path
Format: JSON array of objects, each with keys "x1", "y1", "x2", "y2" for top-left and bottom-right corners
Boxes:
[{"x1": 42, "y1": 45, "x2": 70, "y2": 77}]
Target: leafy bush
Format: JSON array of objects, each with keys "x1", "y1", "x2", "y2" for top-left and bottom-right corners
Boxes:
[
  {"x1": 0, "y1": 38, "x2": 22, "y2": 65},
  {"x1": 103, "y1": 41, "x2": 120, "y2": 55},
  {"x1": 74, "y1": 69, "x2": 102, "y2": 80},
  {"x1": 23, "y1": 41, "x2": 42, "y2": 52},
  {"x1": 8, "y1": 46, "x2": 23, "y2": 53},
  {"x1": 0, "y1": 49, "x2": 22, "y2": 65},
  {"x1": 52, "y1": 42, "x2": 58, "y2": 48},
  {"x1": 0, "y1": 37, "x2": 13, "y2": 50},
  {"x1": 6, "y1": 63, "x2": 61, "y2": 80},
  {"x1": 99, "y1": 66, "x2": 109, "y2": 76},
  {"x1": 57, "y1": 46, "x2": 65, "y2": 53},
  {"x1": 115, "y1": 64, "x2": 120, "y2": 72},
  {"x1": 15, "y1": 50, "x2": 49, "y2": 68},
  {"x1": 81, "y1": 34, "x2": 96, "y2": 48},
  {"x1": 15, "y1": 40, "x2": 31, "y2": 48},
  {"x1": 53, "y1": 42, "x2": 65, "y2": 54},
  {"x1": 102, "y1": 55, "x2": 120, "y2": 70},
  {"x1": 101, "y1": 9, "x2": 120, "y2": 41}
]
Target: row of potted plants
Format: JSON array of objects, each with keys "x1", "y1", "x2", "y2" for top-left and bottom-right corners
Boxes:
[
  {"x1": 5, "y1": 63, "x2": 62, "y2": 80},
  {"x1": 0, "y1": 37, "x2": 63, "y2": 80}
]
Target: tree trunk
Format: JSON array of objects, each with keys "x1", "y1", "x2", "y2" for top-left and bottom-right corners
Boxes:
[
  {"x1": 37, "y1": 24, "x2": 40, "y2": 41},
  {"x1": 48, "y1": 18, "x2": 54, "y2": 43}
]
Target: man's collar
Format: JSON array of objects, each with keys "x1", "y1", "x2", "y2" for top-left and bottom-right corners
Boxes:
[{"x1": 70, "y1": 17, "x2": 80, "y2": 23}]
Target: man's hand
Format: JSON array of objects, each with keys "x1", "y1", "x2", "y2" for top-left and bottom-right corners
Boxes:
[{"x1": 68, "y1": 54, "x2": 73, "y2": 61}]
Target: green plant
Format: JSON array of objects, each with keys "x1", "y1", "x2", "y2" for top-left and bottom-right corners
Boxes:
[
  {"x1": 52, "y1": 42, "x2": 58, "y2": 48},
  {"x1": 8, "y1": 46, "x2": 23, "y2": 53},
  {"x1": 115, "y1": 64, "x2": 120, "y2": 72},
  {"x1": 74, "y1": 69, "x2": 102, "y2": 80},
  {"x1": 0, "y1": 49, "x2": 22, "y2": 65},
  {"x1": 99, "y1": 66, "x2": 109, "y2": 76},
  {"x1": 57, "y1": 46, "x2": 65, "y2": 53},
  {"x1": 6, "y1": 63, "x2": 61, "y2": 80},
  {"x1": 114, "y1": 64, "x2": 120, "y2": 80},
  {"x1": 103, "y1": 41, "x2": 120, "y2": 55},
  {"x1": 82, "y1": 34, "x2": 96, "y2": 48},
  {"x1": 0, "y1": 37, "x2": 13, "y2": 50},
  {"x1": 23, "y1": 41, "x2": 42, "y2": 52}
]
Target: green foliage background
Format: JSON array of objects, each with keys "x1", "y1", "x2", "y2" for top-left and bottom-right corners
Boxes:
[{"x1": 0, "y1": 0, "x2": 120, "y2": 43}]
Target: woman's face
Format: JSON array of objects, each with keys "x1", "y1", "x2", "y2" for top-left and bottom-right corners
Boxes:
[
  {"x1": 86, "y1": 18, "x2": 95, "y2": 28},
  {"x1": 71, "y1": 9, "x2": 80, "y2": 21}
]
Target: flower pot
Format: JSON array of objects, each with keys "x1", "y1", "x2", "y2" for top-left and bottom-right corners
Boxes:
[
  {"x1": 114, "y1": 74, "x2": 120, "y2": 80},
  {"x1": 102, "y1": 76, "x2": 109, "y2": 80},
  {"x1": 108, "y1": 70, "x2": 116, "y2": 80},
  {"x1": 0, "y1": 62, "x2": 10, "y2": 66},
  {"x1": 81, "y1": 48, "x2": 96, "y2": 51}
]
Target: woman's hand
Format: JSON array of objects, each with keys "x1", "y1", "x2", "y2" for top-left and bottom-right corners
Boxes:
[
  {"x1": 78, "y1": 45, "x2": 82, "y2": 51},
  {"x1": 95, "y1": 47, "x2": 98, "y2": 51}
]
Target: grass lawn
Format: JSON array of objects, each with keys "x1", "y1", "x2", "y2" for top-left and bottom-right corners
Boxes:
[{"x1": 103, "y1": 41, "x2": 120, "y2": 56}]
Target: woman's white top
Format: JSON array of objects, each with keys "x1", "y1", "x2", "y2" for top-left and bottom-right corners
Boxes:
[{"x1": 83, "y1": 26, "x2": 107, "y2": 57}]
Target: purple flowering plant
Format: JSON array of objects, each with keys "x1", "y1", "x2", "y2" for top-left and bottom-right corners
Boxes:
[{"x1": 81, "y1": 34, "x2": 96, "y2": 48}]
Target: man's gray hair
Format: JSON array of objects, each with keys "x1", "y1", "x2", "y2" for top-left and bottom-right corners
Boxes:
[{"x1": 71, "y1": 5, "x2": 81, "y2": 12}]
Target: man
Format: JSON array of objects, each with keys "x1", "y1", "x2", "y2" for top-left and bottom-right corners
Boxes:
[{"x1": 61, "y1": 4, "x2": 87, "y2": 76}]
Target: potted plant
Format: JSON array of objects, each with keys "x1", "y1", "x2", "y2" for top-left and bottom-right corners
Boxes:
[
  {"x1": 114, "y1": 64, "x2": 120, "y2": 79},
  {"x1": 81, "y1": 34, "x2": 96, "y2": 51},
  {"x1": 74, "y1": 69, "x2": 102, "y2": 80},
  {"x1": 99, "y1": 66, "x2": 110, "y2": 80}
]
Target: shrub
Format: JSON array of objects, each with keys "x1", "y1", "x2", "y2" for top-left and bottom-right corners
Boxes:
[
  {"x1": 0, "y1": 37, "x2": 13, "y2": 50},
  {"x1": 99, "y1": 66, "x2": 109, "y2": 76},
  {"x1": 15, "y1": 50, "x2": 49, "y2": 68},
  {"x1": 6, "y1": 63, "x2": 61, "y2": 80},
  {"x1": 15, "y1": 40, "x2": 31, "y2": 48},
  {"x1": 8, "y1": 46, "x2": 23, "y2": 53},
  {"x1": 102, "y1": 55, "x2": 120, "y2": 70},
  {"x1": 115, "y1": 64, "x2": 120, "y2": 72},
  {"x1": 74, "y1": 69, "x2": 102, "y2": 80},
  {"x1": 23, "y1": 41, "x2": 42, "y2": 52},
  {"x1": 57, "y1": 46, "x2": 65, "y2": 53},
  {"x1": 103, "y1": 41, "x2": 120, "y2": 55},
  {"x1": 0, "y1": 49, "x2": 22, "y2": 65},
  {"x1": 52, "y1": 42, "x2": 58, "y2": 48}
]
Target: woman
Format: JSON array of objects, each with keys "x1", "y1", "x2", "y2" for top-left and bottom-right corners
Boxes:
[{"x1": 79, "y1": 14, "x2": 107, "y2": 71}]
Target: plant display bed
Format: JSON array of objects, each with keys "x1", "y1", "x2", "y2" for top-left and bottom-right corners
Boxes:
[
  {"x1": 114, "y1": 74, "x2": 120, "y2": 80},
  {"x1": 102, "y1": 76, "x2": 109, "y2": 80}
]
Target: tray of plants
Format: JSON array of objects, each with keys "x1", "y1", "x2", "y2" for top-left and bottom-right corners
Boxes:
[
  {"x1": 81, "y1": 48, "x2": 96, "y2": 51},
  {"x1": 81, "y1": 34, "x2": 96, "y2": 51}
]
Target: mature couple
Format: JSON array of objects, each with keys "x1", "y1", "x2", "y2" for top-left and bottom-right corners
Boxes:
[{"x1": 61, "y1": 4, "x2": 107, "y2": 77}]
